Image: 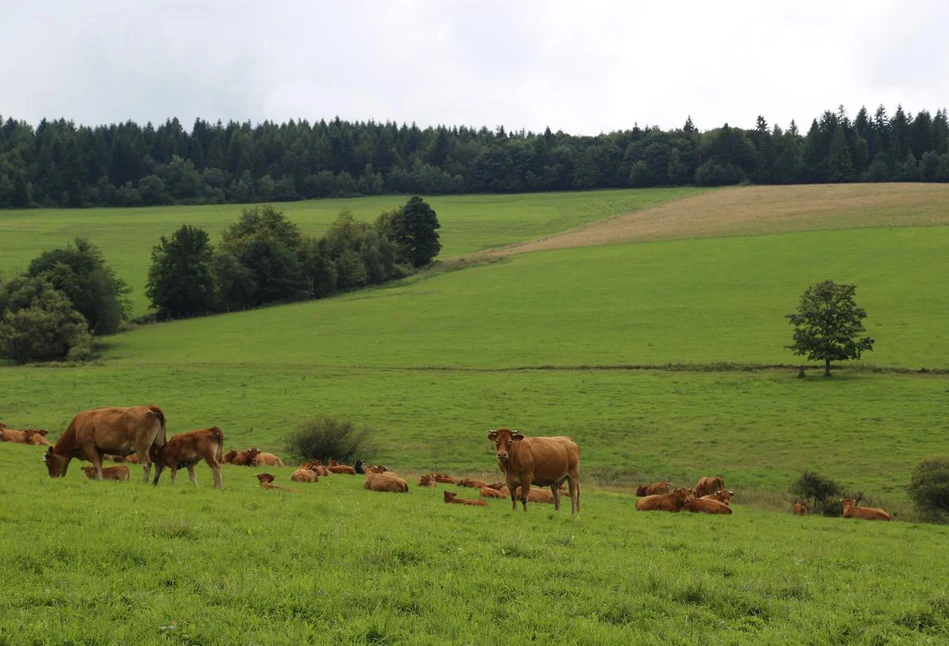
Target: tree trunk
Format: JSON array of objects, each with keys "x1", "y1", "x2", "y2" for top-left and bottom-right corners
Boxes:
[{"x1": 824, "y1": 359, "x2": 832, "y2": 377}]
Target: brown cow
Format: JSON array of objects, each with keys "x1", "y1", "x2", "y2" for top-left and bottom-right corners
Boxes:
[
  {"x1": 24, "y1": 429, "x2": 52, "y2": 446},
  {"x1": 488, "y1": 428, "x2": 580, "y2": 514},
  {"x1": 842, "y1": 499, "x2": 891, "y2": 521},
  {"x1": 222, "y1": 449, "x2": 238, "y2": 464},
  {"x1": 635, "y1": 487, "x2": 692, "y2": 512},
  {"x1": 252, "y1": 452, "x2": 284, "y2": 467},
  {"x1": 256, "y1": 473, "x2": 300, "y2": 492},
  {"x1": 683, "y1": 497, "x2": 733, "y2": 515},
  {"x1": 636, "y1": 482, "x2": 672, "y2": 496},
  {"x1": 328, "y1": 464, "x2": 356, "y2": 475},
  {"x1": 418, "y1": 474, "x2": 437, "y2": 487},
  {"x1": 480, "y1": 485, "x2": 509, "y2": 498},
  {"x1": 150, "y1": 426, "x2": 225, "y2": 490},
  {"x1": 512, "y1": 485, "x2": 557, "y2": 504},
  {"x1": 0, "y1": 424, "x2": 28, "y2": 443},
  {"x1": 694, "y1": 477, "x2": 727, "y2": 498},
  {"x1": 290, "y1": 466, "x2": 319, "y2": 483},
  {"x1": 43, "y1": 405, "x2": 167, "y2": 482},
  {"x1": 230, "y1": 448, "x2": 260, "y2": 466},
  {"x1": 700, "y1": 490, "x2": 732, "y2": 505},
  {"x1": 793, "y1": 500, "x2": 810, "y2": 516},
  {"x1": 434, "y1": 474, "x2": 458, "y2": 484},
  {"x1": 444, "y1": 490, "x2": 487, "y2": 506},
  {"x1": 82, "y1": 465, "x2": 130, "y2": 481},
  {"x1": 364, "y1": 472, "x2": 409, "y2": 493},
  {"x1": 457, "y1": 478, "x2": 489, "y2": 489}
]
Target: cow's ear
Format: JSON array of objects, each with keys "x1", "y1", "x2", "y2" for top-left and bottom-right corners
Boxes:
[
  {"x1": 487, "y1": 430, "x2": 497, "y2": 441},
  {"x1": 511, "y1": 431, "x2": 524, "y2": 442},
  {"x1": 39, "y1": 429, "x2": 48, "y2": 436}
]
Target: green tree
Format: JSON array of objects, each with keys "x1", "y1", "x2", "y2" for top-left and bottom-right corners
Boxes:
[
  {"x1": 146, "y1": 225, "x2": 216, "y2": 319},
  {"x1": 0, "y1": 278, "x2": 92, "y2": 364},
  {"x1": 825, "y1": 127, "x2": 855, "y2": 182},
  {"x1": 786, "y1": 280, "x2": 874, "y2": 376},
  {"x1": 391, "y1": 196, "x2": 441, "y2": 267},
  {"x1": 908, "y1": 458, "x2": 949, "y2": 518},
  {"x1": 27, "y1": 238, "x2": 130, "y2": 335}
]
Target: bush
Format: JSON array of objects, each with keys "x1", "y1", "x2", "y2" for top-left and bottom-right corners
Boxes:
[
  {"x1": 0, "y1": 279, "x2": 93, "y2": 364},
  {"x1": 908, "y1": 458, "x2": 949, "y2": 519},
  {"x1": 285, "y1": 416, "x2": 375, "y2": 464},
  {"x1": 790, "y1": 471, "x2": 842, "y2": 513}
]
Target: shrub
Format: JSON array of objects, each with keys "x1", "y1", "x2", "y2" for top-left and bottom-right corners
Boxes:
[
  {"x1": 0, "y1": 278, "x2": 93, "y2": 364},
  {"x1": 790, "y1": 471, "x2": 842, "y2": 514},
  {"x1": 285, "y1": 416, "x2": 375, "y2": 464},
  {"x1": 908, "y1": 458, "x2": 949, "y2": 519}
]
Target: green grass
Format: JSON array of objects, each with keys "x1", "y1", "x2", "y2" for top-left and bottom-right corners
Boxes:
[
  {"x1": 97, "y1": 226, "x2": 949, "y2": 370},
  {"x1": 2, "y1": 445, "x2": 949, "y2": 645},
  {"x1": 0, "y1": 188, "x2": 703, "y2": 315}
]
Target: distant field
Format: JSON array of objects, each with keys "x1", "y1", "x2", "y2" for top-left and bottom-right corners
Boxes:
[
  {"x1": 2, "y1": 445, "x2": 949, "y2": 645},
  {"x1": 0, "y1": 188, "x2": 702, "y2": 315}
]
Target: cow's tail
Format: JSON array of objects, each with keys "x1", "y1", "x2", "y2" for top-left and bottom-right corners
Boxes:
[
  {"x1": 148, "y1": 406, "x2": 167, "y2": 446},
  {"x1": 211, "y1": 426, "x2": 225, "y2": 463}
]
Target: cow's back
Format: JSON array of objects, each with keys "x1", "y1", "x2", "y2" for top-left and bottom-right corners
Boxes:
[{"x1": 519, "y1": 436, "x2": 579, "y2": 486}]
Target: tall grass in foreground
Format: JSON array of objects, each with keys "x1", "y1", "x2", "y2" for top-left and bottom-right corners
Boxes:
[{"x1": 1, "y1": 445, "x2": 948, "y2": 645}]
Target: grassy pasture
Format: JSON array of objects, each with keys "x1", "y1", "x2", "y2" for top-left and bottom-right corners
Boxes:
[
  {"x1": 0, "y1": 188, "x2": 702, "y2": 315},
  {"x1": 2, "y1": 445, "x2": 949, "y2": 645}
]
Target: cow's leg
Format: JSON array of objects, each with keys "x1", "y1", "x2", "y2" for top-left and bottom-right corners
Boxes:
[
  {"x1": 568, "y1": 475, "x2": 580, "y2": 515},
  {"x1": 152, "y1": 463, "x2": 165, "y2": 486},
  {"x1": 520, "y1": 482, "x2": 531, "y2": 512},
  {"x1": 551, "y1": 484, "x2": 561, "y2": 511},
  {"x1": 509, "y1": 488, "x2": 518, "y2": 511},
  {"x1": 211, "y1": 463, "x2": 223, "y2": 490},
  {"x1": 187, "y1": 465, "x2": 198, "y2": 487},
  {"x1": 85, "y1": 444, "x2": 104, "y2": 480},
  {"x1": 169, "y1": 466, "x2": 178, "y2": 486}
]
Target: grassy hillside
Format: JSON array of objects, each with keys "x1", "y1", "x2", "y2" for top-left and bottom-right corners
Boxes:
[
  {"x1": 0, "y1": 188, "x2": 702, "y2": 315},
  {"x1": 1, "y1": 446, "x2": 948, "y2": 645}
]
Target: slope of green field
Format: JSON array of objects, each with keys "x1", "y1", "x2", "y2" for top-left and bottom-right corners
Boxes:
[
  {"x1": 98, "y1": 226, "x2": 949, "y2": 370},
  {"x1": 2, "y1": 447, "x2": 948, "y2": 645},
  {"x1": 0, "y1": 188, "x2": 702, "y2": 315}
]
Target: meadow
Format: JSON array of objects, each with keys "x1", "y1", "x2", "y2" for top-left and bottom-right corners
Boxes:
[
  {"x1": 3, "y1": 185, "x2": 949, "y2": 643},
  {"x1": 2, "y1": 445, "x2": 949, "y2": 646}
]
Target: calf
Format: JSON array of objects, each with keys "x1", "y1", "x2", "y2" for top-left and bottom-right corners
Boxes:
[
  {"x1": 433, "y1": 473, "x2": 457, "y2": 484},
  {"x1": 480, "y1": 486, "x2": 508, "y2": 499},
  {"x1": 252, "y1": 452, "x2": 284, "y2": 467},
  {"x1": 24, "y1": 429, "x2": 52, "y2": 446},
  {"x1": 793, "y1": 500, "x2": 809, "y2": 516},
  {"x1": 364, "y1": 472, "x2": 409, "y2": 493},
  {"x1": 82, "y1": 465, "x2": 130, "y2": 481},
  {"x1": 512, "y1": 485, "x2": 556, "y2": 504},
  {"x1": 0, "y1": 424, "x2": 28, "y2": 443},
  {"x1": 290, "y1": 466, "x2": 319, "y2": 483},
  {"x1": 635, "y1": 487, "x2": 692, "y2": 512},
  {"x1": 328, "y1": 464, "x2": 357, "y2": 475},
  {"x1": 444, "y1": 491, "x2": 487, "y2": 506},
  {"x1": 256, "y1": 473, "x2": 300, "y2": 492},
  {"x1": 700, "y1": 490, "x2": 732, "y2": 506},
  {"x1": 418, "y1": 474, "x2": 437, "y2": 487},
  {"x1": 457, "y1": 478, "x2": 489, "y2": 489},
  {"x1": 842, "y1": 499, "x2": 890, "y2": 521},
  {"x1": 683, "y1": 497, "x2": 732, "y2": 515},
  {"x1": 636, "y1": 482, "x2": 672, "y2": 497},
  {"x1": 150, "y1": 426, "x2": 225, "y2": 490}
]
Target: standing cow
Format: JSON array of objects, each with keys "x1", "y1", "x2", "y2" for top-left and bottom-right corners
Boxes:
[
  {"x1": 487, "y1": 428, "x2": 580, "y2": 515},
  {"x1": 43, "y1": 406, "x2": 167, "y2": 483}
]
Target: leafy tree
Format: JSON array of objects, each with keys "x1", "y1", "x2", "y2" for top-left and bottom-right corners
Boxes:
[
  {"x1": 211, "y1": 252, "x2": 256, "y2": 312},
  {"x1": 27, "y1": 238, "x2": 130, "y2": 335},
  {"x1": 790, "y1": 471, "x2": 842, "y2": 514},
  {"x1": 0, "y1": 277, "x2": 92, "y2": 364},
  {"x1": 391, "y1": 196, "x2": 441, "y2": 267},
  {"x1": 138, "y1": 175, "x2": 172, "y2": 205},
  {"x1": 908, "y1": 458, "x2": 949, "y2": 518},
  {"x1": 284, "y1": 415, "x2": 376, "y2": 464},
  {"x1": 146, "y1": 225, "x2": 216, "y2": 319},
  {"x1": 786, "y1": 280, "x2": 874, "y2": 376}
]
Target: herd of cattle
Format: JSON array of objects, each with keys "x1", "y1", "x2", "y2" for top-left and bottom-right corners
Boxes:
[{"x1": 2, "y1": 405, "x2": 892, "y2": 520}]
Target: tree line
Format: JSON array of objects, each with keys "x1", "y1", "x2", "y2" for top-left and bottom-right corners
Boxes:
[
  {"x1": 0, "y1": 197, "x2": 440, "y2": 363},
  {"x1": 2, "y1": 105, "x2": 949, "y2": 209}
]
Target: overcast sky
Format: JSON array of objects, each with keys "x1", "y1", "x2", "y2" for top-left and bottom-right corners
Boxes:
[{"x1": 2, "y1": 0, "x2": 947, "y2": 135}]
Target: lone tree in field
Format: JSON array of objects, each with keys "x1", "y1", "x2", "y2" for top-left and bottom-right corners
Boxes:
[
  {"x1": 146, "y1": 224, "x2": 216, "y2": 319},
  {"x1": 392, "y1": 196, "x2": 441, "y2": 268},
  {"x1": 786, "y1": 280, "x2": 874, "y2": 377}
]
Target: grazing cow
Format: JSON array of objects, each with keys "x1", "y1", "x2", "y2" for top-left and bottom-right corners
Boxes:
[
  {"x1": 150, "y1": 426, "x2": 225, "y2": 490},
  {"x1": 842, "y1": 499, "x2": 891, "y2": 521},
  {"x1": 480, "y1": 485, "x2": 508, "y2": 498},
  {"x1": 434, "y1": 474, "x2": 457, "y2": 484},
  {"x1": 256, "y1": 473, "x2": 300, "y2": 492},
  {"x1": 290, "y1": 466, "x2": 319, "y2": 483},
  {"x1": 635, "y1": 487, "x2": 693, "y2": 512},
  {"x1": 82, "y1": 465, "x2": 130, "y2": 481},
  {"x1": 457, "y1": 478, "x2": 489, "y2": 489},
  {"x1": 364, "y1": 472, "x2": 409, "y2": 493},
  {"x1": 793, "y1": 500, "x2": 810, "y2": 516},
  {"x1": 43, "y1": 405, "x2": 167, "y2": 482},
  {"x1": 488, "y1": 428, "x2": 581, "y2": 514},
  {"x1": 444, "y1": 491, "x2": 487, "y2": 506},
  {"x1": 418, "y1": 474, "x2": 437, "y2": 487},
  {"x1": 635, "y1": 482, "x2": 672, "y2": 496},
  {"x1": 683, "y1": 497, "x2": 733, "y2": 515},
  {"x1": 694, "y1": 477, "x2": 728, "y2": 499},
  {"x1": 700, "y1": 490, "x2": 732, "y2": 506},
  {"x1": 252, "y1": 452, "x2": 284, "y2": 467}
]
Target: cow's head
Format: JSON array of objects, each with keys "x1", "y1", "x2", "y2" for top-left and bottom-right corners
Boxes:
[
  {"x1": 841, "y1": 498, "x2": 853, "y2": 509},
  {"x1": 43, "y1": 447, "x2": 69, "y2": 477},
  {"x1": 443, "y1": 491, "x2": 456, "y2": 503},
  {"x1": 487, "y1": 428, "x2": 523, "y2": 463},
  {"x1": 256, "y1": 473, "x2": 276, "y2": 485},
  {"x1": 82, "y1": 466, "x2": 97, "y2": 479},
  {"x1": 674, "y1": 488, "x2": 693, "y2": 503}
]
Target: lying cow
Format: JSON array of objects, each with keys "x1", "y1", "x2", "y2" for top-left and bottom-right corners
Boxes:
[
  {"x1": 290, "y1": 466, "x2": 319, "y2": 483},
  {"x1": 82, "y1": 465, "x2": 130, "y2": 481},
  {"x1": 842, "y1": 499, "x2": 890, "y2": 521},
  {"x1": 256, "y1": 473, "x2": 300, "y2": 492},
  {"x1": 44, "y1": 405, "x2": 167, "y2": 482},
  {"x1": 457, "y1": 478, "x2": 489, "y2": 489},
  {"x1": 700, "y1": 490, "x2": 732, "y2": 505},
  {"x1": 25, "y1": 429, "x2": 52, "y2": 446},
  {"x1": 418, "y1": 474, "x2": 437, "y2": 487},
  {"x1": 150, "y1": 426, "x2": 225, "y2": 490},
  {"x1": 488, "y1": 428, "x2": 581, "y2": 514},
  {"x1": 252, "y1": 452, "x2": 284, "y2": 467},
  {"x1": 364, "y1": 471, "x2": 408, "y2": 493},
  {"x1": 683, "y1": 497, "x2": 732, "y2": 515},
  {"x1": 0, "y1": 424, "x2": 27, "y2": 443},
  {"x1": 433, "y1": 473, "x2": 457, "y2": 484},
  {"x1": 479, "y1": 486, "x2": 509, "y2": 499},
  {"x1": 635, "y1": 487, "x2": 692, "y2": 512},
  {"x1": 444, "y1": 491, "x2": 487, "y2": 506},
  {"x1": 635, "y1": 482, "x2": 672, "y2": 496}
]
